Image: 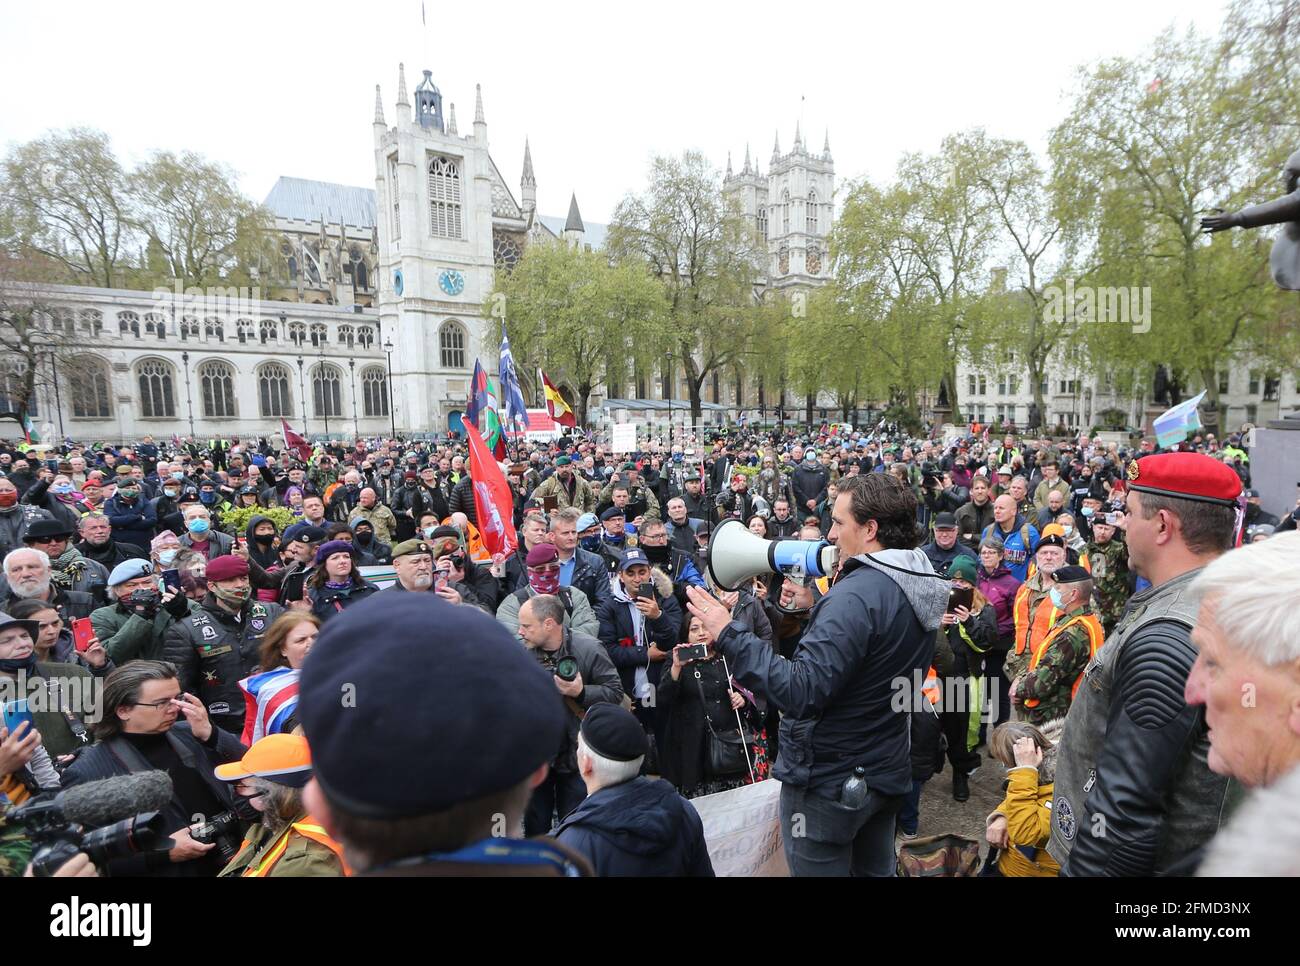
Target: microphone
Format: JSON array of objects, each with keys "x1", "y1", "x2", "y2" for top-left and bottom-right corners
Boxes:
[{"x1": 56, "y1": 771, "x2": 175, "y2": 827}]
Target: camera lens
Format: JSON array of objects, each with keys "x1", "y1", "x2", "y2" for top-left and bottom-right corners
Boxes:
[{"x1": 555, "y1": 657, "x2": 579, "y2": 682}]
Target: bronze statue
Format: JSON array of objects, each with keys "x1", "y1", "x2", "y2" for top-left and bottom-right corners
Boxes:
[{"x1": 1201, "y1": 148, "x2": 1300, "y2": 290}]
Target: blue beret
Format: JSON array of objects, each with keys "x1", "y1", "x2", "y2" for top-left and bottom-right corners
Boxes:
[
  {"x1": 576, "y1": 512, "x2": 599, "y2": 532},
  {"x1": 108, "y1": 558, "x2": 154, "y2": 586},
  {"x1": 297, "y1": 593, "x2": 566, "y2": 818}
]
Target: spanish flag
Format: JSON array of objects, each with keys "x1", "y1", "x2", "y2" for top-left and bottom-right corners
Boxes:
[{"x1": 538, "y1": 369, "x2": 577, "y2": 428}]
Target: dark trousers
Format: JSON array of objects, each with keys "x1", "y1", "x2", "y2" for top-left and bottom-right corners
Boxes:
[
  {"x1": 779, "y1": 781, "x2": 903, "y2": 877},
  {"x1": 941, "y1": 677, "x2": 981, "y2": 775},
  {"x1": 897, "y1": 778, "x2": 927, "y2": 836},
  {"x1": 524, "y1": 769, "x2": 586, "y2": 836},
  {"x1": 984, "y1": 649, "x2": 1012, "y2": 740}
]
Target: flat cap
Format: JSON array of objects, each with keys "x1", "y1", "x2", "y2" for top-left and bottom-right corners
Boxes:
[{"x1": 580, "y1": 704, "x2": 647, "y2": 762}]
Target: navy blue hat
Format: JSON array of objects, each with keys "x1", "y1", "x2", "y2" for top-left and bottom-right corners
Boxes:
[
  {"x1": 600, "y1": 505, "x2": 625, "y2": 522},
  {"x1": 619, "y1": 549, "x2": 650, "y2": 571},
  {"x1": 283, "y1": 523, "x2": 327, "y2": 545},
  {"x1": 580, "y1": 704, "x2": 647, "y2": 762},
  {"x1": 297, "y1": 593, "x2": 566, "y2": 818}
]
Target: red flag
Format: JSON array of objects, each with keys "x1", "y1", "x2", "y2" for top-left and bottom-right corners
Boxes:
[
  {"x1": 281, "y1": 419, "x2": 312, "y2": 462},
  {"x1": 461, "y1": 415, "x2": 518, "y2": 556}
]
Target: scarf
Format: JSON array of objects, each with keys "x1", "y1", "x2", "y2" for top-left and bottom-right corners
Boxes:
[
  {"x1": 0, "y1": 653, "x2": 38, "y2": 674},
  {"x1": 324, "y1": 579, "x2": 353, "y2": 591},
  {"x1": 611, "y1": 583, "x2": 651, "y2": 702},
  {"x1": 49, "y1": 545, "x2": 88, "y2": 591}
]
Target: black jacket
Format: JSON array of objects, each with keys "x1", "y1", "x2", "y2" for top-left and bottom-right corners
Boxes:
[
  {"x1": 790, "y1": 465, "x2": 830, "y2": 512},
  {"x1": 566, "y1": 547, "x2": 613, "y2": 613},
  {"x1": 531, "y1": 628, "x2": 624, "y2": 773},
  {"x1": 60, "y1": 722, "x2": 246, "y2": 877},
  {"x1": 76, "y1": 538, "x2": 147, "y2": 572},
  {"x1": 448, "y1": 477, "x2": 478, "y2": 527},
  {"x1": 714, "y1": 554, "x2": 938, "y2": 794},
  {"x1": 164, "y1": 595, "x2": 284, "y2": 736},
  {"x1": 307, "y1": 578, "x2": 381, "y2": 623},
  {"x1": 596, "y1": 589, "x2": 683, "y2": 701},
  {"x1": 657, "y1": 652, "x2": 752, "y2": 789},
  {"x1": 554, "y1": 776, "x2": 715, "y2": 877}
]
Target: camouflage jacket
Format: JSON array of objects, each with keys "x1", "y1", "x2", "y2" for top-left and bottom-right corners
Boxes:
[
  {"x1": 1017, "y1": 605, "x2": 1101, "y2": 726},
  {"x1": 0, "y1": 794, "x2": 33, "y2": 878},
  {"x1": 1086, "y1": 536, "x2": 1130, "y2": 632}
]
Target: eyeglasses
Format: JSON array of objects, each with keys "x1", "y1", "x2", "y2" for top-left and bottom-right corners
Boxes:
[
  {"x1": 27, "y1": 535, "x2": 68, "y2": 545},
  {"x1": 132, "y1": 695, "x2": 180, "y2": 709}
]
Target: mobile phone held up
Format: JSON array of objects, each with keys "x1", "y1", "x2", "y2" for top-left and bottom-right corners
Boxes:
[
  {"x1": 162, "y1": 569, "x2": 182, "y2": 594},
  {"x1": 676, "y1": 643, "x2": 709, "y2": 663},
  {"x1": 637, "y1": 582, "x2": 655, "y2": 602},
  {"x1": 2, "y1": 699, "x2": 35, "y2": 737},
  {"x1": 72, "y1": 617, "x2": 96, "y2": 653},
  {"x1": 946, "y1": 585, "x2": 974, "y2": 615}
]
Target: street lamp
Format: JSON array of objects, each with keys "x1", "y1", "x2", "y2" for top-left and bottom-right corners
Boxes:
[
  {"x1": 383, "y1": 338, "x2": 396, "y2": 439},
  {"x1": 348, "y1": 358, "x2": 358, "y2": 437},
  {"x1": 180, "y1": 351, "x2": 196, "y2": 436},
  {"x1": 46, "y1": 350, "x2": 64, "y2": 439},
  {"x1": 665, "y1": 349, "x2": 673, "y2": 447},
  {"x1": 296, "y1": 355, "x2": 308, "y2": 436}
]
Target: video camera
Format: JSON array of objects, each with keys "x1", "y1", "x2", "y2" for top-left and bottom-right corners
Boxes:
[{"x1": 8, "y1": 771, "x2": 175, "y2": 877}]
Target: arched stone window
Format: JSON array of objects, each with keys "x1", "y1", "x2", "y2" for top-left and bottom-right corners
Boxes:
[
  {"x1": 439, "y1": 321, "x2": 466, "y2": 369},
  {"x1": 69, "y1": 356, "x2": 112, "y2": 418},
  {"x1": 338, "y1": 324, "x2": 354, "y2": 349},
  {"x1": 199, "y1": 360, "x2": 236, "y2": 418},
  {"x1": 260, "y1": 319, "x2": 280, "y2": 345},
  {"x1": 137, "y1": 359, "x2": 176, "y2": 418},
  {"x1": 258, "y1": 363, "x2": 293, "y2": 417},
  {"x1": 118, "y1": 311, "x2": 140, "y2": 338},
  {"x1": 757, "y1": 207, "x2": 768, "y2": 241},
  {"x1": 362, "y1": 367, "x2": 389, "y2": 417},
  {"x1": 236, "y1": 319, "x2": 255, "y2": 344},
  {"x1": 356, "y1": 326, "x2": 375, "y2": 349},
  {"x1": 180, "y1": 316, "x2": 199, "y2": 341},
  {"x1": 144, "y1": 313, "x2": 167, "y2": 340},
  {"x1": 806, "y1": 189, "x2": 818, "y2": 235},
  {"x1": 428, "y1": 156, "x2": 463, "y2": 238},
  {"x1": 204, "y1": 317, "x2": 225, "y2": 342},
  {"x1": 288, "y1": 321, "x2": 306, "y2": 347},
  {"x1": 80, "y1": 309, "x2": 103, "y2": 336},
  {"x1": 310, "y1": 323, "x2": 327, "y2": 347},
  {"x1": 312, "y1": 363, "x2": 343, "y2": 417}
]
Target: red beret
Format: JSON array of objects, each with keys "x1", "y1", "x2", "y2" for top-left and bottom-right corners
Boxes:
[
  {"x1": 1125, "y1": 453, "x2": 1242, "y2": 507},
  {"x1": 205, "y1": 555, "x2": 250, "y2": 582}
]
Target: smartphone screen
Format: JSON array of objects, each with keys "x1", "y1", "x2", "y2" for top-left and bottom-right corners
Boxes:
[
  {"x1": 638, "y1": 581, "x2": 655, "y2": 601},
  {"x1": 947, "y1": 585, "x2": 974, "y2": 615},
  {"x1": 162, "y1": 569, "x2": 182, "y2": 593},
  {"x1": 2, "y1": 700, "x2": 35, "y2": 736},
  {"x1": 282, "y1": 570, "x2": 308, "y2": 602},
  {"x1": 72, "y1": 617, "x2": 96, "y2": 653}
]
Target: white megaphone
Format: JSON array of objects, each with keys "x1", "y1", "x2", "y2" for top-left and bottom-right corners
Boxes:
[{"x1": 705, "y1": 517, "x2": 839, "y2": 592}]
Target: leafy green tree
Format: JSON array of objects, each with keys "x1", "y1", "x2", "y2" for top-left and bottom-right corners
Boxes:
[{"x1": 607, "y1": 151, "x2": 764, "y2": 423}]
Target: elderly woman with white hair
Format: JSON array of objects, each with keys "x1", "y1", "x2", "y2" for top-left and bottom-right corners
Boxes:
[{"x1": 1184, "y1": 531, "x2": 1300, "y2": 874}]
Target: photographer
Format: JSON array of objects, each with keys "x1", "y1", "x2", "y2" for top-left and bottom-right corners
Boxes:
[
  {"x1": 516, "y1": 595, "x2": 623, "y2": 835},
  {"x1": 686, "y1": 474, "x2": 947, "y2": 877},
  {"x1": 61, "y1": 661, "x2": 247, "y2": 877},
  {"x1": 90, "y1": 559, "x2": 196, "y2": 664},
  {"x1": 657, "y1": 613, "x2": 768, "y2": 799}
]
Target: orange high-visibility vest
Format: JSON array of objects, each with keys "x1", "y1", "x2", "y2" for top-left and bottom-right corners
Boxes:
[
  {"x1": 441, "y1": 516, "x2": 491, "y2": 562},
  {"x1": 244, "y1": 818, "x2": 351, "y2": 877},
  {"x1": 1025, "y1": 611, "x2": 1105, "y2": 706},
  {"x1": 1013, "y1": 583, "x2": 1059, "y2": 656}
]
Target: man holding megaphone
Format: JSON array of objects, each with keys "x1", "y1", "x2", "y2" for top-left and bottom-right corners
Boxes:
[{"x1": 687, "y1": 474, "x2": 949, "y2": 877}]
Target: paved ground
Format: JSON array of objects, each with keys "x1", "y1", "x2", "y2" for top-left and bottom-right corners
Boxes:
[{"x1": 907, "y1": 746, "x2": 1006, "y2": 861}]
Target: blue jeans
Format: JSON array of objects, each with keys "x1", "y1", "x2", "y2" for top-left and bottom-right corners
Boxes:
[
  {"x1": 780, "y1": 781, "x2": 903, "y2": 877},
  {"x1": 897, "y1": 779, "x2": 926, "y2": 835}
]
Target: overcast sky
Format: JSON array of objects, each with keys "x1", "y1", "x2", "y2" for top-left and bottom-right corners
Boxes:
[{"x1": 2, "y1": 0, "x2": 1231, "y2": 226}]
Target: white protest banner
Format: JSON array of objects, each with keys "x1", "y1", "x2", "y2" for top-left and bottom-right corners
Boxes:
[
  {"x1": 610, "y1": 422, "x2": 638, "y2": 454},
  {"x1": 693, "y1": 779, "x2": 788, "y2": 877}
]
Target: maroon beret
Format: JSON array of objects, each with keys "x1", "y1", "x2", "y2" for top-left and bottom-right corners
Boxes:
[
  {"x1": 205, "y1": 555, "x2": 249, "y2": 582},
  {"x1": 525, "y1": 543, "x2": 559, "y2": 567}
]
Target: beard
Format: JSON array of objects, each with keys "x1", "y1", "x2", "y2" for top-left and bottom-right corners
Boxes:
[
  {"x1": 409, "y1": 573, "x2": 433, "y2": 590},
  {"x1": 11, "y1": 575, "x2": 50, "y2": 600}
]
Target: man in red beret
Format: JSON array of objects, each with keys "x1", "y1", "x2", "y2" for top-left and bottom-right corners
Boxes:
[
  {"x1": 164, "y1": 555, "x2": 285, "y2": 737},
  {"x1": 1042, "y1": 452, "x2": 1242, "y2": 875}
]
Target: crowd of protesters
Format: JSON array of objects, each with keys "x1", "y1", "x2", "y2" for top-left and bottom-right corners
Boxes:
[{"x1": 0, "y1": 417, "x2": 1296, "y2": 878}]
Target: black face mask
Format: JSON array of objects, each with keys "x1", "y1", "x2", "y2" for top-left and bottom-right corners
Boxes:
[
  {"x1": 355, "y1": 531, "x2": 373, "y2": 545},
  {"x1": 642, "y1": 543, "x2": 670, "y2": 565},
  {"x1": 253, "y1": 533, "x2": 275, "y2": 546}
]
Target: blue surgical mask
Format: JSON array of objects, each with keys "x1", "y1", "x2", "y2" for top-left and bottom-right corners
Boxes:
[
  {"x1": 1062, "y1": 525, "x2": 1074, "y2": 537},
  {"x1": 187, "y1": 518, "x2": 210, "y2": 535},
  {"x1": 53, "y1": 483, "x2": 73, "y2": 495},
  {"x1": 171, "y1": 471, "x2": 185, "y2": 480},
  {"x1": 423, "y1": 526, "x2": 438, "y2": 540},
  {"x1": 158, "y1": 548, "x2": 178, "y2": 566},
  {"x1": 1049, "y1": 588, "x2": 1066, "y2": 610},
  {"x1": 1081, "y1": 506, "x2": 1094, "y2": 518}
]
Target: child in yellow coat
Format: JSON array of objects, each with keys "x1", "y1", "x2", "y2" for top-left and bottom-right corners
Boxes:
[{"x1": 983, "y1": 720, "x2": 1062, "y2": 877}]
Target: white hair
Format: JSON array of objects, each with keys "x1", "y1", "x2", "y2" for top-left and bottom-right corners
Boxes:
[
  {"x1": 577, "y1": 733, "x2": 642, "y2": 790},
  {"x1": 1190, "y1": 531, "x2": 1300, "y2": 666},
  {"x1": 3, "y1": 547, "x2": 50, "y2": 574}
]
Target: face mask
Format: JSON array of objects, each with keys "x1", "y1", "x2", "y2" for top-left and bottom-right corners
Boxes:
[
  {"x1": 53, "y1": 483, "x2": 73, "y2": 495},
  {"x1": 424, "y1": 526, "x2": 439, "y2": 540},
  {"x1": 642, "y1": 543, "x2": 670, "y2": 565},
  {"x1": 355, "y1": 531, "x2": 373, "y2": 545},
  {"x1": 212, "y1": 585, "x2": 251, "y2": 606},
  {"x1": 200, "y1": 491, "x2": 217, "y2": 505},
  {"x1": 580, "y1": 535, "x2": 603, "y2": 552},
  {"x1": 171, "y1": 471, "x2": 185, "y2": 480},
  {"x1": 118, "y1": 487, "x2": 139, "y2": 499},
  {"x1": 1081, "y1": 506, "x2": 1095, "y2": 518},
  {"x1": 127, "y1": 588, "x2": 162, "y2": 611},
  {"x1": 1062, "y1": 525, "x2": 1074, "y2": 537},
  {"x1": 158, "y1": 549, "x2": 178, "y2": 566},
  {"x1": 1049, "y1": 588, "x2": 1066, "y2": 610},
  {"x1": 529, "y1": 570, "x2": 561, "y2": 595},
  {"x1": 0, "y1": 491, "x2": 16, "y2": 508},
  {"x1": 187, "y1": 518, "x2": 210, "y2": 535},
  {"x1": 254, "y1": 533, "x2": 275, "y2": 546},
  {"x1": 163, "y1": 488, "x2": 179, "y2": 500}
]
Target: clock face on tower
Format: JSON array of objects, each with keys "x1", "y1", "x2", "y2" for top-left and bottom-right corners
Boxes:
[
  {"x1": 438, "y1": 269, "x2": 465, "y2": 297},
  {"x1": 393, "y1": 269, "x2": 404, "y2": 296}
]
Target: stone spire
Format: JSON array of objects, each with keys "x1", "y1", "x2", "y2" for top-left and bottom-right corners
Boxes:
[
  {"x1": 742, "y1": 143, "x2": 752, "y2": 174},
  {"x1": 474, "y1": 83, "x2": 485, "y2": 125},
  {"x1": 374, "y1": 84, "x2": 385, "y2": 125},
  {"x1": 794, "y1": 120, "x2": 803, "y2": 153},
  {"x1": 725, "y1": 152, "x2": 733, "y2": 179},
  {"x1": 772, "y1": 130, "x2": 781, "y2": 161},
  {"x1": 521, "y1": 137, "x2": 537, "y2": 213},
  {"x1": 823, "y1": 128, "x2": 832, "y2": 161},
  {"x1": 396, "y1": 63, "x2": 409, "y2": 107},
  {"x1": 447, "y1": 102, "x2": 458, "y2": 135}
]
